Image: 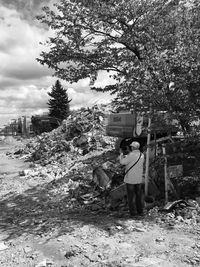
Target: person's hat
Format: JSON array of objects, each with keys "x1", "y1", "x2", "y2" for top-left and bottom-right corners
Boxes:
[{"x1": 130, "y1": 141, "x2": 140, "y2": 149}]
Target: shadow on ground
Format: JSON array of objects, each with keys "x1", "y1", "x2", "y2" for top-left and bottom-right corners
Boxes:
[
  {"x1": 0, "y1": 149, "x2": 148, "y2": 241},
  {"x1": 0, "y1": 179, "x2": 126, "y2": 241}
]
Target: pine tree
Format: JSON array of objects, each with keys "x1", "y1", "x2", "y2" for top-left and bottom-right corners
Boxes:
[{"x1": 48, "y1": 80, "x2": 71, "y2": 121}]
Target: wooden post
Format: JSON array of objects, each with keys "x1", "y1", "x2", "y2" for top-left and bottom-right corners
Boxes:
[
  {"x1": 145, "y1": 107, "x2": 152, "y2": 196},
  {"x1": 154, "y1": 131, "x2": 157, "y2": 161},
  {"x1": 162, "y1": 144, "x2": 168, "y2": 203}
]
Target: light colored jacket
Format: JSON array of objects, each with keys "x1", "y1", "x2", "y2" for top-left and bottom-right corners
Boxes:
[{"x1": 119, "y1": 150, "x2": 144, "y2": 184}]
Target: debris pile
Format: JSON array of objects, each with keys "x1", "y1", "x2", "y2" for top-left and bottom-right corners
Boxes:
[
  {"x1": 149, "y1": 199, "x2": 200, "y2": 226},
  {"x1": 18, "y1": 106, "x2": 116, "y2": 166},
  {"x1": 11, "y1": 106, "x2": 126, "y2": 210}
]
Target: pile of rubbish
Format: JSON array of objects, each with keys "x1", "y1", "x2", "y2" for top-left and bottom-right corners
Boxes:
[
  {"x1": 11, "y1": 106, "x2": 125, "y2": 210},
  {"x1": 149, "y1": 198, "x2": 200, "y2": 227},
  {"x1": 15, "y1": 106, "x2": 116, "y2": 165}
]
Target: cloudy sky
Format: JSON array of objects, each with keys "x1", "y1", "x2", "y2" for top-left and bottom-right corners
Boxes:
[{"x1": 0, "y1": 0, "x2": 113, "y2": 128}]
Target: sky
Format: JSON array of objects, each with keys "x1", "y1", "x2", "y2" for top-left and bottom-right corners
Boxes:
[{"x1": 0, "y1": 0, "x2": 114, "y2": 128}]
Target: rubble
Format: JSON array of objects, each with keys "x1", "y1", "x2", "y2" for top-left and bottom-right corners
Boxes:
[
  {"x1": 162, "y1": 200, "x2": 189, "y2": 212},
  {"x1": 27, "y1": 109, "x2": 112, "y2": 164},
  {"x1": 17, "y1": 106, "x2": 116, "y2": 164},
  {"x1": 35, "y1": 259, "x2": 54, "y2": 267},
  {"x1": 10, "y1": 106, "x2": 124, "y2": 211},
  {"x1": 92, "y1": 167, "x2": 111, "y2": 190},
  {"x1": 147, "y1": 198, "x2": 200, "y2": 228}
]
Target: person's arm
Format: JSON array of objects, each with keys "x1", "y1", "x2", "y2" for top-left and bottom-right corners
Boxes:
[{"x1": 119, "y1": 152, "x2": 133, "y2": 165}]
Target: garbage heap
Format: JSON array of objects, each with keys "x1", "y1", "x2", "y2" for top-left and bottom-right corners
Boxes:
[
  {"x1": 19, "y1": 106, "x2": 116, "y2": 165},
  {"x1": 149, "y1": 198, "x2": 200, "y2": 227},
  {"x1": 14, "y1": 105, "x2": 125, "y2": 211}
]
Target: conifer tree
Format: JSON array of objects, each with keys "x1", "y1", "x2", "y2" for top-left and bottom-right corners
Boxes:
[{"x1": 48, "y1": 80, "x2": 71, "y2": 121}]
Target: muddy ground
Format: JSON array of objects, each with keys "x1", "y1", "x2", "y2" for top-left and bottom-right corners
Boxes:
[{"x1": 0, "y1": 144, "x2": 200, "y2": 267}]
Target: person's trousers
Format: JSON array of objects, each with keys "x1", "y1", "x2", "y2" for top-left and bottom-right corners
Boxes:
[{"x1": 126, "y1": 183, "x2": 144, "y2": 216}]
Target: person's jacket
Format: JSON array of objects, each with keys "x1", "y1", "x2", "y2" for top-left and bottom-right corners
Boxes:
[{"x1": 119, "y1": 150, "x2": 144, "y2": 184}]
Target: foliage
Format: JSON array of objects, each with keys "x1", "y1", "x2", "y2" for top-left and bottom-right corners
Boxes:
[
  {"x1": 173, "y1": 175, "x2": 200, "y2": 198},
  {"x1": 37, "y1": 0, "x2": 200, "y2": 132},
  {"x1": 149, "y1": 137, "x2": 200, "y2": 199},
  {"x1": 48, "y1": 80, "x2": 71, "y2": 121}
]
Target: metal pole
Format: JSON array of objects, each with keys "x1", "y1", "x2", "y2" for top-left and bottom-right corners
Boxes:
[
  {"x1": 162, "y1": 144, "x2": 168, "y2": 203},
  {"x1": 145, "y1": 107, "x2": 152, "y2": 196}
]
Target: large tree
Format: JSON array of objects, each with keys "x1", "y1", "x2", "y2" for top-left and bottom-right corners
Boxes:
[
  {"x1": 37, "y1": 0, "x2": 200, "y2": 131},
  {"x1": 48, "y1": 80, "x2": 71, "y2": 121}
]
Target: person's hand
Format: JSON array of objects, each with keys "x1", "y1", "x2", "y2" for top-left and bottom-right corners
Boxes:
[{"x1": 118, "y1": 151, "x2": 123, "y2": 160}]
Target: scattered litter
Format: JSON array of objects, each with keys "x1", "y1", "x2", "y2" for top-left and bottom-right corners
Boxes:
[{"x1": 155, "y1": 236, "x2": 165, "y2": 242}]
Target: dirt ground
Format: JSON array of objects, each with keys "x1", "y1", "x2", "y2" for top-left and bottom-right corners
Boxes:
[{"x1": 0, "y1": 144, "x2": 200, "y2": 267}]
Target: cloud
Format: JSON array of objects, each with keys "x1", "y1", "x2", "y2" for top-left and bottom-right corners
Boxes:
[
  {"x1": 0, "y1": 6, "x2": 52, "y2": 76},
  {"x1": 0, "y1": 0, "x2": 52, "y2": 25},
  {"x1": 67, "y1": 88, "x2": 113, "y2": 109},
  {"x1": 3, "y1": 63, "x2": 52, "y2": 81},
  {"x1": 0, "y1": 85, "x2": 49, "y2": 111}
]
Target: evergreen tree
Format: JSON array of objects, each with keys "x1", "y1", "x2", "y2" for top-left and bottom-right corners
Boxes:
[{"x1": 48, "y1": 80, "x2": 71, "y2": 121}]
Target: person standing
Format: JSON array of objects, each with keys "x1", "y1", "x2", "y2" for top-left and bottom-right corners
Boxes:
[{"x1": 119, "y1": 141, "x2": 145, "y2": 217}]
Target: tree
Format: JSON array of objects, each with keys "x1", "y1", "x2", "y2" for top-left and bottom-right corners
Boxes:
[
  {"x1": 48, "y1": 80, "x2": 71, "y2": 121},
  {"x1": 37, "y1": 0, "x2": 200, "y2": 133}
]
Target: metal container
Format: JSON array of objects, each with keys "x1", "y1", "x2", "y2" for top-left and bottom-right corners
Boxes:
[{"x1": 107, "y1": 113, "x2": 136, "y2": 127}]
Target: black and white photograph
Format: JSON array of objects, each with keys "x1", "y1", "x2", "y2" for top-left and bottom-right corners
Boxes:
[{"x1": 0, "y1": 0, "x2": 200, "y2": 266}]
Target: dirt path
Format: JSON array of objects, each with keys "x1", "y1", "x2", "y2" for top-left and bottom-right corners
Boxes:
[{"x1": 0, "y1": 145, "x2": 199, "y2": 267}]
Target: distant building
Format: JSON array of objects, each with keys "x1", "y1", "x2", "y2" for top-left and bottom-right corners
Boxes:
[
  {"x1": 31, "y1": 112, "x2": 59, "y2": 134},
  {"x1": 10, "y1": 119, "x2": 18, "y2": 135},
  {"x1": 21, "y1": 116, "x2": 33, "y2": 137}
]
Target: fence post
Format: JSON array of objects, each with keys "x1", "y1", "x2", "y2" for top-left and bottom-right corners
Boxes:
[
  {"x1": 145, "y1": 107, "x2": 152, "y2": 196},
  {"x1": 162, "y1": 144, "x2": 168, "y2": 203}
]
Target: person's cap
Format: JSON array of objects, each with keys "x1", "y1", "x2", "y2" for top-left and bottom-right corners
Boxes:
[{"x1": 130, "y1": 141, "x2": 140, "y2": 149}]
